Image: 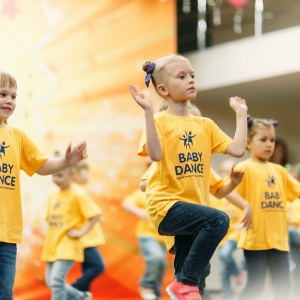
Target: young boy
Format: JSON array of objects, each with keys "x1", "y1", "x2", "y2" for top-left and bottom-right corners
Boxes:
[
  {"x1": 41, "y1": 166, "x2": 100, "y2": 300},
  {"x1": 0, "y1": 70, "x2": 87, "y2": 300}
]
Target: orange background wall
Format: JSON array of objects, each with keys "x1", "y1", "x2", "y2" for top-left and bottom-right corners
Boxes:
[{"x1": 0, "y1": 0, "x2": 176, "y2": 299}]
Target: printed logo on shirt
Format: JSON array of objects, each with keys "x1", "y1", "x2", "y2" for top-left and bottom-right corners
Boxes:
[
  {"x1": 175, "y1": 130, "x2": 204, "y2": 178},
  {"x1": 0, "y1": 141, "x2": 10, "y2": 159},
  {"x1": 179, "y1": 130, "x2": 196, "y2": 149},
  {"x1": 261, "y1": 174, "x2": 283, "y2": 210},
  {"x1": 0, "y1": 141, "x2": 16, "y2": 189}
]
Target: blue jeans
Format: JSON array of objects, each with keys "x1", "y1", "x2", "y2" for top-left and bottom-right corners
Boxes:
[
  {"x1": 158, "y1": 202, "x2": 229, "y2": 286},
  {"x1": 72, "y1": 247, "x2": 105, "y2": 291},
  {"x1": 218, "y1": 239, "x2": 240, "y2": 299},
  {"x1": 138, "y1": 237, "x2": 167, "y2": 298},
  {"x1": 46, "y1": 260, "x2": 86, "y2": 300},
  {"x1": 289, "y1": 227, "x2": 300, "y2": 297},
  {"x1": 0, "y1": 242, "x2": 17, "y2": 300},
  {"x1": 238, "y1": 249, "x2": 290, "y2": 300}
]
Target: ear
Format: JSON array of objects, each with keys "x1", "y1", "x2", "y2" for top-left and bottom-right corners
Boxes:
[
  {"x1": 246, "y1": 138, "x2": 251, "y2": 150},
  {"x1": 157, "y1": 84, "x2": 169, "y2": 96}
]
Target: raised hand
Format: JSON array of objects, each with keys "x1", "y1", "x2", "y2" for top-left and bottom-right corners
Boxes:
[
  {"x1": 230, "y1": 167, "x2": 244, "y2": 186},
  {"x1": 129, "y1": 85, "x2": 153, "y2": 112},
  {"x1": 65, "y1": 141, "x2": 87, "y2": 165},
  {"x1": 229, "y1": 96, "x2": 248, "y2": 114}
]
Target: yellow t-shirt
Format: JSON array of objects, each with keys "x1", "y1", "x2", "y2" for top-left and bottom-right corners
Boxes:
[
  {"x1": 73, "y1": 184, "x2": 105, "y2": 249},
  {"x1": 41, "y1": 185, "x2": 101, "y2": 262},
  {"x1": 287, "y1": 199, "x2": 300, "y2": 227},
  {"x1": 123, "y1": 188, "x2": 164, "y2": 243},
  {"x1": 235, "y1": 159, "x2": 300, "y2": 251},
  {"x1": 0, "y1": 125, "x2": 48, "y2": 244},
  {"x1": 138, "y1": 111, "x2": 232, "y2": 231}
]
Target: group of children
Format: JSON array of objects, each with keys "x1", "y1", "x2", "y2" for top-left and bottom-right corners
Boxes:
[{"x1": 1, "y1": 52, "x2": 300, "y2": 300}]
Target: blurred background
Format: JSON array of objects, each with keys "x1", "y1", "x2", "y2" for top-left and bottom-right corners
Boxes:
[{"x1": 0, "y1": 0, "x2": 299, "y2": 299}]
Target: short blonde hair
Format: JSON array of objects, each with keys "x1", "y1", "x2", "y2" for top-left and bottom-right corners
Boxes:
[
  {"x1": 143, "y1": 54, "x2": 189, "y2": 88},
  {"x1": 0, "y1": 71, "x2": 17, "y2": 89},
  {"x1": 247, "y1": 118, "x2": 276, "y2": 140}
]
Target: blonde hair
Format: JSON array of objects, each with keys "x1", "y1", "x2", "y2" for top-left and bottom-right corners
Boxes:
[
  {"x1": 0, "y1": 71, "x2": 17, "y2": 90},
  {"x1": 143, "y1": 54, "x2": 189, "y2": 88},
  {"x1": 247, "y1": 118, "x2": 276, "y2": 140}
]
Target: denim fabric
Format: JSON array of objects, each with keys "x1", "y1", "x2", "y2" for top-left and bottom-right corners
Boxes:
[
  {"x1": 72, "y1": 247, "x2": 105, "y2": 291},
  {"x1": 288, "y1": 227, "x2": 300, "y2": 297},
  {"x1": 138, "y1": 237, "x2": 167, "y2": 298},
  {"x1": 46, "y1": 260, "x2": 85, "y2": 300},
  {"x1": 218, "y1": 239, "x2": 240, "y2": 298},
  {"x1": 0, "y1": 242, "x2": 17, "y2": 300},
  {"x1": 158, "y1": 202, "x2": 229, "y2": 286},
  {"x1": 238, "y1": 249, "x2": 290, "y2": 300}
]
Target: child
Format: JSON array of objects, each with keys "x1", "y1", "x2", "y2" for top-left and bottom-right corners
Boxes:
[
  {"x1": 233, "y1": 118, "x2": 300, "y2": 300},
  {"x1": 210, "y1": 159, "x2": 247, "y2": 300},
  {"x1": 0, "y1": 70, "x2": 87, "y2": 300},
  {"x1": 129, "y1": 54, "x2": 248, "y2": 300},
  {"x1": 70, "y1": 161, "x2": 106, "y2": 292},
  {"x1": 286, "y1": 163, "x2": 300, "y2": 299},
  {"x1": 122, "y1": 160, "x2": 167, "y2": 300},
  {"x1": 41, "y1": 165, "x2": 101, "y2": 300}
]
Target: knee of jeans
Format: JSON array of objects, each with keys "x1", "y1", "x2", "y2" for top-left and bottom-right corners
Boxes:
[
  {"x1": 47, "y1": 275, "x2": 64, "y2": 289},
  {"x1": 94, "y1": 263, "x2": 105, "y2": 275}
]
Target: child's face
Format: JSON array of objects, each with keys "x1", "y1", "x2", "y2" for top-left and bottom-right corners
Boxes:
[
  {"x1": 162, "y1": 60, "x2": 197, "y2": 101},
  {"x1": 72, "y1": 167, "x2": 89, "y2": 184},
  {"x1": 52, "y1": 169, "x2": 72, "y2": 190},
  {"x1": 247, "y1": 126, "x2": 276, "y2": 162},
  {"x1": 0, "y1": 82, "x2": 17, "y2": 125}
]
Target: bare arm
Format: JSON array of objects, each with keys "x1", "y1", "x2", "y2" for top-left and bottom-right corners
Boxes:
[
  {"x1": 214, "y1": 168, "x2": 244, "y2": 198},
  {"x1": 140, "y1": 179, "x2": 147, "y2": 192},
  {"x1": 36, "y1": 142, "x2": 87, "y2": 175},
  {"x1": 226, "y1": 96, "x2": 248, "y2": 158},
  {"x1": 129, "y1": 85, "x2": 162, "y2": 161},
  {"x1": 67, "y1": 215, "x2": 100, "y2": 238},
  {"x1": 225, "y1": 191, "x2": 252, "y2": 230},
  {"x1": 122, "y1": 201, "x2": 149, "y2": 220}
]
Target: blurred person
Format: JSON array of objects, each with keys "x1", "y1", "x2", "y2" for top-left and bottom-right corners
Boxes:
[
  {"x1": 234, "y1": 117, "x2": 300, "y2": 300},
  {"x1": 71, "y1": 161, "x2": 106, "y2": 292},
  {"x1": 0, "y1": 70, "x2": 87, "y2": 300},
  {"x1": 210, "y1": 159, "x2": 247, "y2": 300},
  {"x1": 41, "y1": 162, "x2": 102, "y2": 300},
  {"x1": 122, "y1": 160, "x2": 167, "y2": 300},
  {"x1": 286, "y1": 163, "x2": 300, "y2": 299}
]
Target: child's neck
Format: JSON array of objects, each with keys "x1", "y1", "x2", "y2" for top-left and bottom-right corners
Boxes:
[
  {"x1": 166, "y1": 100, "x2": 189, "y2": 116},
  {"x1": 249, "y1": 156, "x2": 268, "y2": 163}
]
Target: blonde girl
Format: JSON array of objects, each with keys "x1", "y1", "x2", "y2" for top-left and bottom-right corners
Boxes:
[
  {"x1": 129, "y1": 54, "x2": 248, "y2": 300},
  {"x1": 234, "y1": 118, "x2": 300, "y2": 300}
]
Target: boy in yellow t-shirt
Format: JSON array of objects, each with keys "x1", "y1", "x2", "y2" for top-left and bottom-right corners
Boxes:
[
  {"x1": 41, "y1": 167, "x2": 100, "y2": 300},
  {"x1": 0, "y1": 70, "x2": 87, "y2": 300},
  {"x1": 70, "y1": 161, "x2": 106, "y2": 292}
]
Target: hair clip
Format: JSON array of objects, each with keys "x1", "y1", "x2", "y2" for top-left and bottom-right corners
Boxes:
[
  {"x1": 247, "y1": 115, "x2": 253, "y2": 127},
  {"x1": 269, "y1": 120, "x2": 278, "y2": 127},
  {"x1": 144, "y1": 62, "x2": 156, "y2": 87}
]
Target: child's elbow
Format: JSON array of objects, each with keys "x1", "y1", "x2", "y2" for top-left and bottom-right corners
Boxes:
[{"x1": 234, "y1": 149, "x2": 245, "y2": 158}]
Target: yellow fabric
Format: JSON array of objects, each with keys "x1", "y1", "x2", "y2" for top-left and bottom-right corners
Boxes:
[
  {"x1": 210, "y1": 195, "x2": 243, "y2": 247},
  {"x1": 235, "y1": 159, "x2": 300, "y2": 251},
  {"x1": 138, "y1": 111, "x2": 232, "y2": 231},
  {"x1": 123, "y1": 188, "x2": 164, "y2": 243},
  {"x1": 0, "y1": 125, "x2": 48, "y2": 244},
  {"x1": 73, "y1": 184, "x2": 105, "y2": 248},
  {"x1": 41, "y1": 185, "x2": 101, "y2": 262},
  {"x1": 287, "y1": 199, "x2": 300, "y2": 227}
]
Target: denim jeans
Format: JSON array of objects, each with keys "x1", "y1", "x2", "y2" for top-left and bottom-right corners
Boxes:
[
  {"x1": 218, "y1": 239, "x2": 240, "y2": 299},
  {"x1": 46, "y1": 260, "x2": 86, "y2": 300},
  {"x1": 288, "y1": 227, "x2": 300, "y2": 297},
  {"x1": 72, "y1": 247, "x2": 105, "y2": 291},
  {"x1": 0, "y1": 242, "x2": 17, "y2": 300},
  {"x1": 138, "y1": 237, "x2": 167, "y2": 298},
  {"x1": 158, "y1": 202, "x2": 229, "y2": 286},
  {"x1": 238, "y1": 249, "x2": 290, "y2": 300}
]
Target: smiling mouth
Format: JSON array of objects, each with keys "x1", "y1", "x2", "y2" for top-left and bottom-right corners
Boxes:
[{"x1": 1, "y1": 107, "x2": 11, "y2": 111}]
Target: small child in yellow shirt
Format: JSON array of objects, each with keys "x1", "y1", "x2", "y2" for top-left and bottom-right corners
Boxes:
[{"x1": 41, "y1": 164, "x2": 101, "y2": 300}]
